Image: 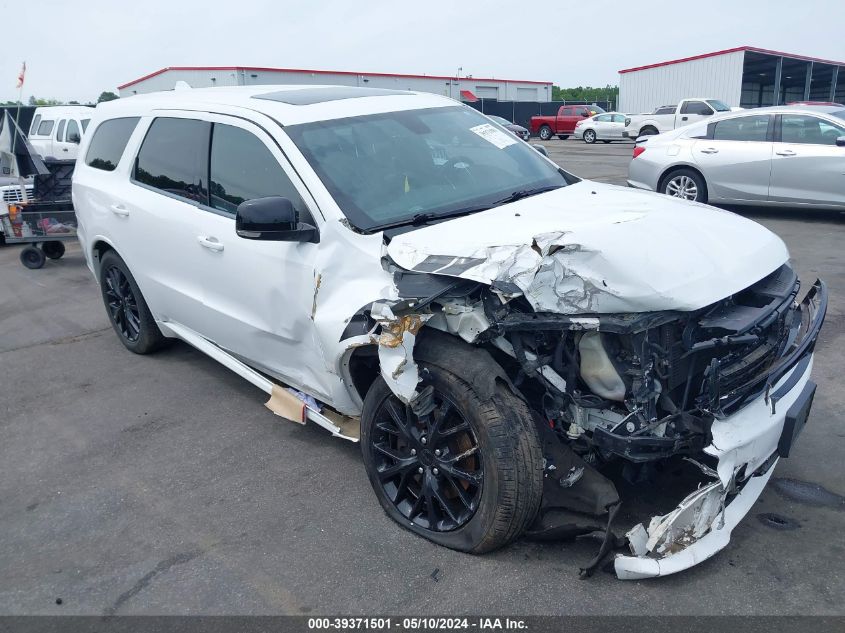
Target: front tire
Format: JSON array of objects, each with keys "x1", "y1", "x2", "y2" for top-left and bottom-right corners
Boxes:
[
  {"x1": 557, "y1": 135, "x2": 569, "y2": 140},
  {"x1": 98, "y1": 250, "x2": 168, "y2": 354},
  {"x1": 583, "y1": 129, "x2": 596, "y2": 144},
  {"x1": 538, "y1": 126, "x2": 553, "y2": 141},
  {"x1": 661, "y1": 168, "x2": 708, "y2": 203},
  {"x1": 361, "y1": 363, "x2": 543, "y2": 554}
]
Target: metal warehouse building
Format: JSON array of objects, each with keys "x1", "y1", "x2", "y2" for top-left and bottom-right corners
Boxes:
[
  {"x1": 118, "y1": 66, "x2": 552, "y2": 102},
  {"x1": 618, "y1": 46, "x2": 845, "y2": 113}
]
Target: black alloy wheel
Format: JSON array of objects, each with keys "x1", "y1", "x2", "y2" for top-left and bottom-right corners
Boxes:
[
  {"x1": 370, "y1": 391, "x2": 482, "y2": 532},
  {"x1": 103, "y1": 265, "x2": 141, "y2": 343}
]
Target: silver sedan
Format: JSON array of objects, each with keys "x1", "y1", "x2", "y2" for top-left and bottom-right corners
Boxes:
[{"x1": 627, "y1": 105, "x2": 845, "y2": 209}]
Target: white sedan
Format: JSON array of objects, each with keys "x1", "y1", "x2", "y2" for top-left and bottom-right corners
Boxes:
[{"x1": 573, "y1": 112, "x2": 628, "y2": 143}]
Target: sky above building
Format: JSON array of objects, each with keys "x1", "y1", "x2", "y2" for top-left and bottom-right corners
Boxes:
[{"x1": 4, "y1": 0, "x2": 844, "y2": 103}]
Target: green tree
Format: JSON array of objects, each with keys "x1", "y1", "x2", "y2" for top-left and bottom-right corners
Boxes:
[
  {"x1": 551, "y1": 85, "x2": 619, "y2": 108},
  {"x1": 27, "y1": 96, "x2": 62, "y2": 106},
  {"x1": 97, "y1": 91, "x2": 118, "y2": 103}
]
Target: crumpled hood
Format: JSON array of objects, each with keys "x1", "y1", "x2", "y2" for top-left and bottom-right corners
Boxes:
[{"x1": 386, "y1": 182, "x2": 789, "y2": 314}]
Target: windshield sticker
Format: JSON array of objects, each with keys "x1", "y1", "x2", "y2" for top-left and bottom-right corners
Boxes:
[{"x1": 470, "y1": 123, "x2": 518, "y2": 149}]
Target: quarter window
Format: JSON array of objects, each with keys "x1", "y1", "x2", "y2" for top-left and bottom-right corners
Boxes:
[
  {"x1": 711, "y1": 115, "x2": 770, "y2": 142},
  {"x1": 134, "y1": 118, "x2": 210, "y2": 203},
  {"x1": 85, "y1": 117, "x2": 140, "y2": 171},
  {"x1": 37, "y1": 119, "x2": 55, "y2": 136},
  {"x1": 56, "y1": 120, "x2": 66, "y2": 142},
  {"x1": 780, "y1": 115, "x2": 845, "y2": 146},
  {"x1": 209, "y1": 123, "x2": 305, "y2": 215},
  {"x1": 66, "y1": 119, "x2": 81, "y2": 143}
]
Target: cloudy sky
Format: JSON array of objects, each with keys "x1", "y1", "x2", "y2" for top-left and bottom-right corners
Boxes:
[{"x1": 4, "y1": 0, "x2": 844, "y2": 103}]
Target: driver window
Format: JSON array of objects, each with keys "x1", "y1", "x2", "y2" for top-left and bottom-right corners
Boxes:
[{"x1": 208, "y1": 123, "x2": 306, "y2": 216}]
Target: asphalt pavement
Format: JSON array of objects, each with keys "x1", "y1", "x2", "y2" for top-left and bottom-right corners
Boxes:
[{"x1": 1, "y1": 139, "x2": 843, "y2": 615}]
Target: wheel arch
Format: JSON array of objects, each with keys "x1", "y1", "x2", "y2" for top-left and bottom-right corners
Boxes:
[{"x1": 658, "y1": 164, "x2": 709, "y2": 199}]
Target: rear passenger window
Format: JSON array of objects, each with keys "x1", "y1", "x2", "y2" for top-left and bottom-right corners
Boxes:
[
  {"x1": 134, "y1": 118, "x2": 210, "y2": 203},
  {"x1": 56, "y1": 120, "x2": 66, "y2": 141},
  {"x1": 711, "y1": 115, "x2": 770, "y2": 142},
  {"x1": 37, "y1": 120, "x2": 54, "y2": 136},
  {"x1": 85, "y1": 117, "x2": 140, "y2": 171},
  {"x1": 209, "y1": 123, "x2": 305, "y2": 215}
]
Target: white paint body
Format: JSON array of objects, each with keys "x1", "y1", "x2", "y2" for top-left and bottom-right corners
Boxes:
[
  {"x1": 622, "y1": 98, "x2": 734, "y2": 138},
  {"x1": 28, "y1": 105, "x2": 94, "y2": 160},
  {"x1": 573, "y1": 112, "x2": 627, "y2": 142},
  {"x1": 72, "y1": 86, "x2": 817, "y2": 579}
]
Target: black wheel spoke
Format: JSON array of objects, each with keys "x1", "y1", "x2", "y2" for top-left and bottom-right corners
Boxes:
[
  {"x1": 444, "y1": 474, "x2": 473, "y2": 510},
  {"x1": 370, "y1": 391, "x2": 481, "y2": 533},
  {"x1": 104, "y1": 266, "x2": 140, "y2": 342},
  {"x1": 439, "y1": 462, "x2": 482, "y2": 487}
]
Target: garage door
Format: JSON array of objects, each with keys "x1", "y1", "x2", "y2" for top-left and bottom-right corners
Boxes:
[
  {"x1": 516, "y1": 87, "x2": 537, "y2": 101},
  {"x1": 474, "y1": 86, "x2": 499, "y2": 100}
]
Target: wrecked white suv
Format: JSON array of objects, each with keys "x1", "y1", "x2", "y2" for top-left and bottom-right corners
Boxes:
[{"x1": 72, "y1": 86, "x2": 826, "y2": 579}]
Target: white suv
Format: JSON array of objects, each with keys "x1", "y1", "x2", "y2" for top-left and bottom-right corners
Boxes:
[{"x1": 72, "y1": 86, "x2": 826, "y2": 580}]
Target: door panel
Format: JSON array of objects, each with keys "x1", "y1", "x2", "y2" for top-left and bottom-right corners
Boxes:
[
  {"x1": 193, "y1": 119, "x2": 329, "y2": 395},
  {"x1": 769, "y1": 115, "x2": 845, "y2": 206},
  {"x1": 692, "y1": 114, "x2": 773, "y2": 202}
]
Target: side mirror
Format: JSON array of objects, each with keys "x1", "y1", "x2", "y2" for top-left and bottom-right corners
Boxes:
[
  {"x1": 837, "y1": 136, "x2": 845, "y2": 147},
  {"x1": 68, "y1": 132, "x2": 81, "y2": 144},
  {"x1": 531, "y1": 144, "x2": 549, "y2": 157},
  {"x1": 701, "y1": 111, "x2": 713, "y2": 117},
  {"x1": 236, "y1": 197, "x2": 319, "y2": 243}
]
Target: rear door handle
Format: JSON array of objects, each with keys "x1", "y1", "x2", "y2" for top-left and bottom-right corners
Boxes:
[
  {"x1": 109, "y1": 204, "x2": 130, "y2": 217},
  {"x1": 197, "y1": 236, "x2": 224, "y2": 252},
  {"x1": 776, "y1": 149, "x2": 797, "y2": 156},
  {"x1": 699, "y1": 147, "x2": 719, "y2": 154}
]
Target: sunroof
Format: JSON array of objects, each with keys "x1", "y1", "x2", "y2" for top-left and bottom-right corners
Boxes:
[{"x1": 252, "y1": 86, "x2": 411, "y2": 105}]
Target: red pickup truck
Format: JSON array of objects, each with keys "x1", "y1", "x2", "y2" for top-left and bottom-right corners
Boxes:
[{"x1": 530, "y1": 105, "x2": 605, "y2": 140}]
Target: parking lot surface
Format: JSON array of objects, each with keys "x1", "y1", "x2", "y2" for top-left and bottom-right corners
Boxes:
[{"x1": 1, "y1": 139, "x2": 844, "y2": 615}]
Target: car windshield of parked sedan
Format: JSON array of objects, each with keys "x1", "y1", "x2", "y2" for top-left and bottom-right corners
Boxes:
[
  {"x1": 286, "y1": 106, "x2": 571, "y2": 232},
  {"x1": 706, "y1": 100, "x2": 732, "y2": 112}
]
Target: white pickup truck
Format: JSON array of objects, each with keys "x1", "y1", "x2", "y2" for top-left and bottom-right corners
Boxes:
[{"x1": 622, "y1": 98, "x2": 736, "y2": 139}]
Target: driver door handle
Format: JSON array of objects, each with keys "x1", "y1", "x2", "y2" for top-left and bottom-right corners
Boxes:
[
  {"x1": 197, "y1": 236, "x2": 224, "y2": 252},
  {"x1": 776, "y1": 149, "x2": 797, "y2": 156},
  {"x1": 699, "y1": 147, "x2": 719, "y2": 154}
]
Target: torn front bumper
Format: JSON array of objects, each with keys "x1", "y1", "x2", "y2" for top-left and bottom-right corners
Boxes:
[{"x1": 614, "y1": 281, "x2": 827, "y2": 579}]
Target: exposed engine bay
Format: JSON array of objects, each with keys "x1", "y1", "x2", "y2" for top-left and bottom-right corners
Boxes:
[{"x1": 369, "y1": 255, "x2": 827, "y2": 578}]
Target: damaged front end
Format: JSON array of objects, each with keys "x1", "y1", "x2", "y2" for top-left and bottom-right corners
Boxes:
[{"x1": 369, "y1": 254, "x2": 827, "y2": 579}]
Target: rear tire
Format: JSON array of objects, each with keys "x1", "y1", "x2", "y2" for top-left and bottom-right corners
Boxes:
[
  {"x1": 583, "y1": 129, "x2": 596, "y2": 144},
  {"x1": 361, "y1": 363, "x2": 543, "y2": 554},
  {"x1": 639, "y1": 126, "x2": 658, "y2": 137},
  {"x1": 660, "y1": 168, "x2": 708, "y2": 203},
  {"x1": 20, "y1": 246, "x2": 45, "y2": 269},
  {"x1": 538, "y1": 126, "x2": 553, "y2": 141},
  {"x1": 42, "y1": 241, "x2": 65, "y2": 259},
  {"x1": 557, "y1": 135, "x2": 569, "y2": 140},
  {"x1": 98, "y1": 250, "x2": 168, "y2": 354}
]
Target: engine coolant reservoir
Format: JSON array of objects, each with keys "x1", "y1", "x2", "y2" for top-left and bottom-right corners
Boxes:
[{"x1": 578, "y1": 331, "x2": 626, "y2": 402}]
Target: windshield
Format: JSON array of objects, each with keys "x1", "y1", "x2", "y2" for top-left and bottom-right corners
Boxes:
[
  {"x1": 706, "y1": 100, "x2": 731, "y2": 112},
  {"x1": 286, "y1": 106, "x2": 572, "y2": 232}
]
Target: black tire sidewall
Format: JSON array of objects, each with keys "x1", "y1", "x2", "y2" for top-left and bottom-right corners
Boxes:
[
  {"x1": 20, "y1": 246, "x2": 45, "y2": 269},
  {"x1": 43, "y1": 241, "x2": 65, "y2": 259},
  {"x1": 361, "y1": 364, "x2": 539, "y2": 553},
  {"x1": 98, "y1": 251, "x2": 164, "y2": 354}
]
